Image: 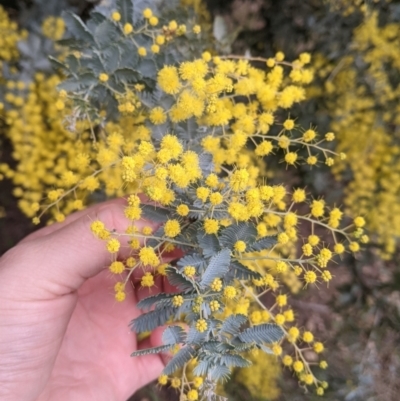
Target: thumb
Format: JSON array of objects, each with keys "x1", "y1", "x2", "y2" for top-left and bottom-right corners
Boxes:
[{"x1": 0, "y1": 201, "x2": 144, "y2": 301}]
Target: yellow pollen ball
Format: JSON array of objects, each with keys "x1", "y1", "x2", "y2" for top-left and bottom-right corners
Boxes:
[
  {"x1": 111, "y1": 11, "x2": 121, "y2": 21},
  {"x1": 234, "y1": 240, "x2": 246, "y2": 252},
  {"x1": 164, "y1": 219, "x2": 181, "y2": 238},
  {"x1": 143, "y1": 8, "x2": 153, "y2": 18},
  {"x1": 141, "y1": 272, "x2": 155, "y2": 287},
  {"x1": 123, "y1": 23, "x2": 133, "y2": 34},
  {"x1": 109, "y1": 261, "x2": 125, "y2": 274},
  {"x1": 177, "y1": 204, "x2": 189, "y2": 216}
]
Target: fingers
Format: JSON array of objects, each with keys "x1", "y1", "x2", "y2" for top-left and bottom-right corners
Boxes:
[
  {"x1": 0, "y1": 201, "x2": 138, "y2": 300},
  {"x1": 19, "y1": 198, "x2": 127, "y2": 244}
]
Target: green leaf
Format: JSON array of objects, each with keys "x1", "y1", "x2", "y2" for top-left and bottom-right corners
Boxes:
[
  {"x1": 62, "y1": 11, "x2": 94, "y2": 43},
  {"x1": 230, "y1": 261, "x2": 262, "y2": 280},
  {"x1": 166, "y1": 266, "x2": 195, "y2": 292},
  {"x1": 141, "y1": 204, "x2": 170, "y2": 222},
  {"x1": 116, "y1": 0, "x2": 134, "y2": 24},
  {"x1": 219, "y1": 223, "x2": 258, "y2": 249},
  {"x1": 162, "y1": 325, "x2": 186, "y2": 345},
  {"x1": 247, "y1": 236, "x2": 277, "y2": 252},
  {"x1": 131, "y1": 344, "x2": 173, "y2": 357},
  {"x1": 197, "y1": 231, "x2": 220, "y2": 259},
  {"x1": 163, "y1": 346, "x2": 196, "y2": 375},
  {"x1": 130, "y1": 307, "x2": 174, "y2": 333},
  {"x1": 200, "y1": 249, "x2": 231, "y2": 288},
  {"x1": 237, "y1": 323, "x2": 284, "y2": 345},
  {"x1": 219, "y1": 314, "x2": 247, "y2": 337}
]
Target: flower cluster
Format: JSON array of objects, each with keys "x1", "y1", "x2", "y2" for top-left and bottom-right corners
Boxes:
[
  {"x1": 0, "y1": 1, "x2": 368, "y2": 400},
  {"x1": 0, "y1": 6, "x2": 27, "y2": 62},
  {"x1": 313, "y1": 9, "x2": 400, "y2": 258}
]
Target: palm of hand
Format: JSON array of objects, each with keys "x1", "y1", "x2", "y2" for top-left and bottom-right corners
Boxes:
[{"x1": 38, "y1": 271, "x2": 164, "y2": 401}]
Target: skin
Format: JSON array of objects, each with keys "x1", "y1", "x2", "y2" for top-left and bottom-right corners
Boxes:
[{"x1": 0, "y1": 199, "x2": 171, "y2": 401}]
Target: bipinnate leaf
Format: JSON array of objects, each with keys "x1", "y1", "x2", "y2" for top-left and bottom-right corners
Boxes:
[
  {"x1": 137, "y1": 292, "x2": 174, "y2": 311},
  {"x1": 162, "y1": 325, "x2": 186, "y2": 345},
  {"x1": 198, "y1": 153, "x2": 214, "y2": 176},
  {"x1": 58, "y1": 73, "x2": 97, "y2": 92},
  {"x1": 177, "y1": 253, "x2": 207, "y2": 270},
  {"x1": 131, "y1": 344, "x2": 173, "y2": 357},
  {"x1": 193, "y1": 359, "x2": 211, "y2": 377},
  {"x1": 197, "y1": 231, "x2": 220, "y2": 258},
  {"x1": 247, "y1": 236, "x2": 277, "y2": 252},
  {"x1": 116, "y1": 0, "x2": 134, "y2": 24},
  {"x1": 186, "y1": 327, "x2": 208, "y2": 345},
  {"x1": 237, "y1": 323, "x2": 284, "y2": 344},
  {"x1": 209, "y1": 364, "x2": 231, "y2": 382},
  {"x1": 219, "y1": 354, "x2": 251, "y2": 368},
  {"x1": 141, "y1": 204, "x2": 170, "y2": 222},
  {"x1": 219, "y1": 222, "x2": 257, "y2": 248},
  {"x1": 62, "y1": 11, "x2": 94, "y2": 43},
  {"x1": 114, "y1": 68, "x2": 140, "y2": 84},
  {"x1": 219, "y1": 314, "x2": 247, "y2": 337},
  {"x1": 95, "y1": 20, "x2": 120, "y2": 48},
  {"x1": 130, "y1": 307, "x2": 174, "y2": 333},
  {"x1": 230, "y1": 261, "x2": 262, "y2": 280},
  {"x1": 200, "y1": 248, "x2": 231, "y2": 288},
  {"x1": 48, "y1": 56, "x2": 70, "y2": 74},
  {"x1": 166, "y1": 266, "x2": 195, "y2": 291},
  {"x1": 163, "y1": 346, "x2": 196, "y2": 375}
]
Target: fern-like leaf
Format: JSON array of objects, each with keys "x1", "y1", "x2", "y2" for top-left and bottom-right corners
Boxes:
[
  {"x1": 130, "y1": 307, "x2": 174, "y2": 333},
  {"x1": 193, "y1": 359, "x2": 211, "y2": 377},
  {"x1": 62, "y1": 11, "x2": 94, "y2": 43},
  {"x1": 116, "y1": 0, "x2": 134, "y2": 24},
  {"x1": 137, "y1": 292, "x2": 174, "y2": 311},
  {"x1": 166, "y1": 266, "x2": 195, "y2": 291},
  {"x1": 219, "y1": 314, "x2": 247, "y2": 337},
  {"x1": 230, "y1": 261, "x2": 262, "y2": 280},
  {"x1": 208, "y1": 364, "x2": 231, "y2": 382},
  {"x1": 141, "y1": 204, "x2": 170, "y2": 222},
  {"x1": 177, "y1": 253, "x2": 207, "y2": 273},
  {"x1": 197, "y1": 231, "x2": 220, "y2": 258},
  {"x1": 162, "y1": 325, "x2": 186, "y2": 345},
  {"x1": 219, "y1": 223, "x2": 257, "y2": 248},
  {"x1": 247, "y1": 236, "x2": 277, "y2": 252},
  {"x1": 200, "y1": 248, "x2": 231, "y2": 288},
  {"x1": 186, "y1": 327, "x2": 208, "y2": 345},
  {"x1": 219, "y1": 354, "x2": 251, "y2": 368},
  {"x1": 163, "y1": 346, "x2": 196, "y2": 375},
  {"x1": 237, "y1": 323, "x2": 284, "y2": 344},
  {"x1": 131, "y1": 344, "x2": 173, "y2": 357}
]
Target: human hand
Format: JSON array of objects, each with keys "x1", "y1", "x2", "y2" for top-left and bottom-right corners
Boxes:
[{"x1": 0, "y1": 199, "x2": 169, "y2": 401}]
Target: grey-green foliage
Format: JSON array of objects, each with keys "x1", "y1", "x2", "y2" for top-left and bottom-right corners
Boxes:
[
  {"x1": 129, "y1": 217, "x2": 280, "y2": 380},
  {"x1": 52, "y1": 0, "x2": 206, "y2": 119},
  {"x1": 52, "y1": 0, "x2": 284, "y2": 390},
  {"x1": 132, "y1": 287, "x2": 284, "y2": 380}
]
